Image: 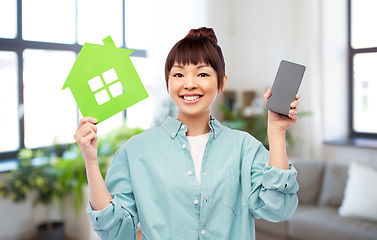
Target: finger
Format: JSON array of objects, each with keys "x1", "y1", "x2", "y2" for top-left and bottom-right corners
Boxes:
[
  {"x1": 74, "y1": 123, "x2": 98, "y2": 141},
  {"x1": 289, "y1": 113, "x2": 299, "y2": 122},
  {"x1": 86, "y1": 122, "x2": 98, "y2": 134},
  {"x1": 77, "y1": 117, "x2": 98, "y2": 129},
  {"x1": 76, "y1": 130, "x2": 98, "y2": 147},
  {"x1": 77, "y1": 121, "x2": 98, "y2": 136},
  {"x1": 289, "y1": 109, "x2": 298, "y2": 121},
  {"x1": 76, "y1": 123, "x2": 98, "y2": 139},
  {"x1": 264, "y1": 89, "x2": 272, "y2": 102},
  {"x1": 290, "y1": 100, "x2": 300, "y2": 108},
  {"x1": 80, "y1": 132, "x2": 98, "y2": 146},
  {"x1": 289, "y1": 108, "x2": 298, "y2": 116},
  {"x1": 295, "y1": 93, "x2": 301, "y2": 100}
]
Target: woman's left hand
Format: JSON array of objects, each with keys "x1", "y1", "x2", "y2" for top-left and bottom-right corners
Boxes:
[{"x1": 264, "y1": 89, "x2": 300, "y2": 132}]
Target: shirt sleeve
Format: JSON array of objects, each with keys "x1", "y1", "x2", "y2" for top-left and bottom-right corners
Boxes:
[
  {"x1": 86, "y1": 148, "x2": 139, "y2": 240},
  {"x1": 245, "y1": 138, "x2": 299, "y2": 222}
]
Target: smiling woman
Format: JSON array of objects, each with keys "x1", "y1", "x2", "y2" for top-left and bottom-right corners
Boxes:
[{"x1": 168, "y1": 63, "x2": 226, "y2": 136}]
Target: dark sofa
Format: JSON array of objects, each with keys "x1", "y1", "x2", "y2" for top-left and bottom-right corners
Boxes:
[{"x1": 255, "y1": 161, "x2": 377, "y2": 240}]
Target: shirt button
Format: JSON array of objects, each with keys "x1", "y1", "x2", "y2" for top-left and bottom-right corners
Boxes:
[
  {"x1": 181, "y1": 125, "x2": 185, "y2": 129},
  {"x1": 205, "y1": 197, "x2": 208, "y2": 203},
  {"x1": 194, "y1": 199, "x2": 199, "y2": 204},
  {"x1": 182, "y1": 144, "x2": 186, "y2": 149},
  {"x1": 204, "y1": 169, "x2": 207, "y2": 174},
  {"x1": 201, "y1": 230, "x2": 206, "y2": 235},
  {"x1": 188, "y1": 171, "x2": 192, "y2": 176}
]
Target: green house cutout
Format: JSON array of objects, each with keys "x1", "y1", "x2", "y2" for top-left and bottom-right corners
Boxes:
[{"x1": 62, "y1": 36, "x2": 148, "y2": 123}]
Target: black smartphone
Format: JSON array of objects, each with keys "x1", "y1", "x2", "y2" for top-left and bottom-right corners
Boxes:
[{"x1": 266, "y1": 60, "x2": 306, "y2": 115}]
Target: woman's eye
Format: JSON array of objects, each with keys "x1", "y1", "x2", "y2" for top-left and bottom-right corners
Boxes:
[
  {"x1": 173, "y1": 73, "x2": 184, "y2": 77},
  {"x1": 198, "y1": 73, "x2": 209, "y2": 77}
]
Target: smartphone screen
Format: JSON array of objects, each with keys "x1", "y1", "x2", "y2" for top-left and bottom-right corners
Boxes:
[{"x1": 266, "y1": 60, "x2": 306, "y2": 115}]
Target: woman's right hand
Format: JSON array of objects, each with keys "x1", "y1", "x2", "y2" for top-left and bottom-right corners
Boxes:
[
  {"x1": 74, "y1": 117, "x2": 99, "y2": 163},
  {"x1": 74, "y1": 118, "x2": 112, "y2": 211}
]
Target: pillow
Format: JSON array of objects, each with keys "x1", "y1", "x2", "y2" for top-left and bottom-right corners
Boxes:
[
  {"x1": 318, "y1": 163, "x2": 348, "y2": 207},
  {"x1": 338, "y1": 162, "x2": 377, "y2": 221},
  {"x1": 293, "y1": 161, "x2": 325, "y2": 204}
]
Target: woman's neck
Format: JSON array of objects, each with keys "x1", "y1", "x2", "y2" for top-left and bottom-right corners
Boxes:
[{"x1": 177, "y1": 112, "x2": 211, "y2": 137}]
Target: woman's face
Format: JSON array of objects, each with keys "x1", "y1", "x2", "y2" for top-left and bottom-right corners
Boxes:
[{"x1": 168, "y1": 63, "x2": 226, "y2": 119}]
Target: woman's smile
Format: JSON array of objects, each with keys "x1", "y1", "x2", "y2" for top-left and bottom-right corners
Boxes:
[
  {"x1": 180, "y1": 94, "x2": 204, "y2": 103},
  {"x1": 168, "y1": 63, "x2": 219, "y2": 117}
]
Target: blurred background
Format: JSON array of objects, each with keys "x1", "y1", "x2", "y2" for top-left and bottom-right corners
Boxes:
[{"x1": 0, "y1": 0, "x2": 376, "y2": 240}]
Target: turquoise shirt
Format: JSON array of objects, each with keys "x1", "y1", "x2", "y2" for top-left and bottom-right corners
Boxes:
[{"x1": 86, "y1": 116, "x2": 299, "y2": 240}]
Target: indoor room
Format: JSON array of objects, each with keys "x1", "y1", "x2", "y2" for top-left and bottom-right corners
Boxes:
[{"x1": 0, "y1": 0, "x2": 376, "y2": 240}]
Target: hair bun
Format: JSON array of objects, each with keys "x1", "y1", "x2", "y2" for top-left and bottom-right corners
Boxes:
[{"x1": 185, "y1": 27, "x2": 218, "y2": 44}]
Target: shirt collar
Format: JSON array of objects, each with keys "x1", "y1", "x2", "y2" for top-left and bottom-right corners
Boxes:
[{"x1": 162, "y1": 115, "x2": 223, "y2": 139}]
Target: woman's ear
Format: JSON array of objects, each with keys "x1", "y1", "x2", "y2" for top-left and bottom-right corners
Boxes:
[{"x1": 217, "y1": 75, "x2": 228, "y2": 94}]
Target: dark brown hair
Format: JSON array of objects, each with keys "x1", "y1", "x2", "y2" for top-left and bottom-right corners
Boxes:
[{"x1": 164, "y1": 27, "x2": 226, "y2": 91}]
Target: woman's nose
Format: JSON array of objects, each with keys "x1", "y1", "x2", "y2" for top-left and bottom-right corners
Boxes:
[{"x1": 184, "y1": 76, "x2": 198, "y2": 89}]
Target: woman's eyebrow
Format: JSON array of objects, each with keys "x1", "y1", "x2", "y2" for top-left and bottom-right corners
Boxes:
[
  {"x1": 197, "y1": 64, "x2": 210, "y2": 69},
  {"x1": 172, "y1": 65, "x2": 184, "y2": 69}
]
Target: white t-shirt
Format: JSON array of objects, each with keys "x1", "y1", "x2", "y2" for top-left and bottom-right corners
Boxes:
[{"x1": 186, "y1": 132, "x2": 210, "y2": 187}]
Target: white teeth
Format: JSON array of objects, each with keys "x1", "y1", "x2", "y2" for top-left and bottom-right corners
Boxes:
[{"x1": 183, "y1": 95, "x2": 200, "y2": 101}]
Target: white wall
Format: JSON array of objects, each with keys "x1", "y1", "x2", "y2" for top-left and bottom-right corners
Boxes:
[
  {"x1": 207, "y1": 0, "x2": 296, "y2": 89},
  {"x1": 209, "y1": 0, "x2": 324, "y2": 159},
  {"x1": 208, "y1": 0, "x2": 377, "y2": 163},
  {"x1": 321, "y1": 0, "x2": 349, "y2": 141}
]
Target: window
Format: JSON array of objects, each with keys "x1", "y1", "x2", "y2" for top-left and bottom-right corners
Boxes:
[
  {"x1": 0, "y1": 51, "x2": 19, "y2": 152},
  {"x1": 349, "y1": 0, "x2": 377, "y2": 138},
  {"x1": 23, "y1": 49, "x2": 78, "y2": 148},
  {"x1": 0, "y1": 1, "x2": 17, "y2": 39},
  {"x1": 0, "y1": 0, "x2": 148, "y2": 161}
]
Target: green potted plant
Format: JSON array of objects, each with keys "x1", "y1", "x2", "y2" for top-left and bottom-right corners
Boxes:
[
  {"x1": 0, "y1": 120, "x2": 144, "y2": 239},
  {"x1": 219, "y1": 105, "x2": 311, "y2": 151}
]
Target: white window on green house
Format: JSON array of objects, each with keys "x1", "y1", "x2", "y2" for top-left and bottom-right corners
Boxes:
[{"x1": 88, "y1": 68, "x2": 125, "y2": 105}]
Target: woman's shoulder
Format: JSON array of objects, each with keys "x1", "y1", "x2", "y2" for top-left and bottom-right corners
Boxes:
[
  {"x1": 112, "y1": 126, "x2": 165, "y2": 161},
  {"x1": 126, "y1": 126, "x2": 163, "y2": 143},
  {"x1": 220, "y1": 125, "x2": 265, "y2": 150},
  {"x1": 118, "y1": 125, "x2": 165, "y2": 150},
  {"x1": 221, "y1": 125, "x2": 258, "y2": 141}
]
